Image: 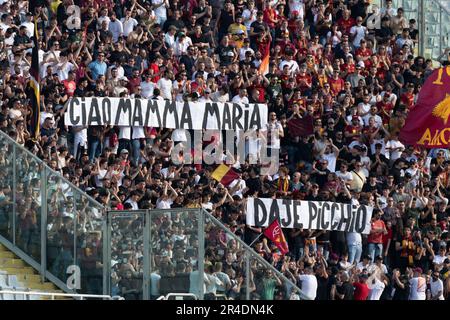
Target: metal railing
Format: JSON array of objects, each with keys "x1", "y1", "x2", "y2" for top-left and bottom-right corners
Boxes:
[
  {"x1": 156, "y1": 293, "x2": 198, "y2": 300},
  {"x1": 0, "y1": 130, "x2": 309, "y2": 300},
  {"x1": 0, "y1": 130, "x2": 106, "y2": 296},
  {"x1": 104, "y1": 208, "x2": 310, "y2": 300},
  {"x1": 0, "y1": 289, "x2": 123, "y2": 300}
]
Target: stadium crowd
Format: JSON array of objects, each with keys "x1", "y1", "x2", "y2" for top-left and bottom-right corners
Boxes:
[{"x1": 0, "y1": 0, "x2": 449, "y2": 300}]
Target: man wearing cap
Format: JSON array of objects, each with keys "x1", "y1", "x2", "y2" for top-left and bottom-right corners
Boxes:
[{"x1": 353, "y1": 273, "x2": 370, "y2": 300}]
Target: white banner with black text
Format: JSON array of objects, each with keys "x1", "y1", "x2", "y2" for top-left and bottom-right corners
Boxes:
[
  {"x1": 64, "y1": 97, "x2": 268, "y2": 130},
  {"x1": 246, "y1": 198, "x2": 373, "y2": 234}
]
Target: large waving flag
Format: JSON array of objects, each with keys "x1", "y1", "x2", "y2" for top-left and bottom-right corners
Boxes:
[
  {"x1": 399, "y1": 67, "x2": 450, "y2": 148},
  {"x1": 28, "y1": 18, "x2": 40, "y2": 139},
  {"x1": 263, "y1": 220, "x2": 289, "y2": 255}
]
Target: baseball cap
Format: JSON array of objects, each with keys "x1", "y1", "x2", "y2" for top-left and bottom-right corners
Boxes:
[
  {"x1": 120, "y1": 149, "x2": 129, "y2": 154},
  {"x1": 413, "y1": 267, "x2": 423, "y2": 274}
]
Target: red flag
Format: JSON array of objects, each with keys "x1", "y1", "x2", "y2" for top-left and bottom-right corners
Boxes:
[
  {"x1": 263, "y1": 220, "x2": 289, "y2": 255},
  {"x1": 287, "y1": 115, "x2": 314, "y2": 137},
  {"x1": 399, "y1": 67, "x2": 450, "y2": 148}
]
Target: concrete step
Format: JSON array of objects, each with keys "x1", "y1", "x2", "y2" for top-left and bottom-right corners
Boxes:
[
  {"x1": 0, "y1": 258, "x2": 27, "y2": 268},
  {"x1": 24, "y1": 281, "x2": 58, "y2": 291},
  {"x1": 1, "y1": 267, "x2": 36, "y2": 274},
  {"x1": 15, "y1": 274, "x2": 42, "y2": 283},
  {"x1": 0, "y1": 251, "x2": 15, "y2": 258}
]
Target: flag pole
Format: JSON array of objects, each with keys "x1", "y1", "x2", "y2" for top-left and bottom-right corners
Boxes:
[{"x1": 248, "y1": 232, "x2": 264, "y2": 248}]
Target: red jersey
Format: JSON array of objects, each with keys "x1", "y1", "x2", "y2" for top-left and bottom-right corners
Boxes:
[
  {"x1": 328, "y1": 77, "x2": 344, "y2": 96},
  {"x1": 401, "y1": 92, "x2": 415, "y2": 109},
  {"x1": 337, "y1": 17, "x2": 356, "y2": 35},
  {"x1": 296, "y1": 73, "x2": 312, "y2": 92},
  {"x1": 376, "y1": 101, "x2": 394, "y2": 124},
  {"x1": 256, "y1": 37, "x2": 271, "y2": 58},
  {"x1": 127, "y1": 76, "x2": 141, "y2": 93},
  {"x1": 353, "y1": 282, "x2": 369, "y2": 300},
  {"x1": 341, "y1": 62, "x2": 355, "y2": 75},
  {"x1": 345, "y1": 124, "x2": 362, "y2": 141},
  {"x1": 368, "y1": 219, "x2": 386, "y2": 244},
  {"x1": 148, "y1": 63, "x2": 160, "y2": 83},
  {"x1": 263, "y1": 8, "x2": 278, "y2": 29},
  {"x1": 62, "y1": 79, "x2": 76, "y2": 97}
]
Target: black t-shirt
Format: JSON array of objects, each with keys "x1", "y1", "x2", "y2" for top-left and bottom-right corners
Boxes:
[
  {"x1": 191, "y1": 33, "x2": 209, "y2": 46},
  {"x1": 315, "y1": 275, "x2": 328, "y2": 300},
  {"x1": 216, "y1": 45, "x2": 235, "y2": 65},
  {"x1": 162, "y1": 18, "x2": 185, "y2": 32},
  {"x1": 219, "y1": 9, "x2": 234, "y2": 34},
  {"x1": 110, "y1": 50, "x2": 128, "y2": 64},
  {"x1": 376, "y1": 26, "x2": 393, "y2": 40},
  {"x1": 337, "y1": 281, "x2": 354, "y2": 300},
  {"x1": 249, "y1": 20, "x2": 266, "y2": 40}
]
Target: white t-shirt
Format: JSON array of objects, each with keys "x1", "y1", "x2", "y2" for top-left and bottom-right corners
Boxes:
[
  {"x1": 125, "y1": 199, "x2": 139, "y2": 210},
  {"x1": 157, "y1": 77, "x2": 173, "y2": 99},
  {"x1": 242, "y1": 8, "x2": 257, "y2": 31},
  {"x1": 56, "y1": 62, "x2": 74, "y2": 81},
  {"x1": 141, "y1": 80, "x2": 156, "y2": 98},
  {"x1": 279, "y1": 59, "x2": 299, "y2": 74},
  {"x1": 356, "y1": 261, "x2": 372, "y2": 272},
  {"x1": 228, "y1": 179, "x2": 246, "y2": 198},
  {"x1": 363, "y1": 114, "x2": 383, "y2": 128},
  {"x1": 409, "y1": 277, "x2": 426, "y2": 300},
  {"x1": 109, "y1": 20, "x2": 124, "y2": 42},
  {"x1": 97, "y1": 16, "x2": 111, "y2": 29},
  {"x1": 131, "y1": 126, "x2": 145, "y2": 139},
  {"x1": 239, "y1": 46, "x2": 254, "y2": 61},
  {"x1": 430, "y1": 278, "x2": 444, "y2": 300},
  {"x1": 121, "y1": 17, "x2": 138, "y2": 37},
  {"x1": 153, "y1": 0, "x2": 168, "y2": 23},
  {"x1": 119, "y1": 127, "x2": 131, "y2": 140},
  {"x1": 156, "y1": 198, "x2": 173, "y2": 209},
  {"x1": 323, "y1": 153, "x2": 337, "y2": 172},
  {"x1": 385, "y1": 140, "x2": 405, "y2": 161},
  {"x1": 21, "y1": 21, "x2": 34, "y2": 38},
  {"x1": 298, "y1": 274, "x2": 317, "y2": 300},
  {"x1": 336, "y1": 170, "x2": 353, "y2": 183},
  {"x1": 433, "y1": 254, "x2": 447, "y2": 265},
  {"x1": 288, "y1": 0, "x2": 305, "y2": 19},
  {"x1": 350, "y1": 25, "x2": 367, "y2": 47},
  {"x1": 367, "y1": 278, "x2": 385, "y2": 300},
  {"x1": 231, "y1": 95, "x2": 249, "y2": 104}
]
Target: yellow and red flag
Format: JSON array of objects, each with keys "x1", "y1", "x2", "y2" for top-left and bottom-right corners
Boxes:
[
  {"x1": 400, "y1": 67, "x2": 450, "y2": 148},
  {"x1": 263, "y1": 220, "x2": 289, "y2": 255},
  {"x1": 28, "y1": 17, "x2": 40, "y2": 139},
  {"x1": 211, "y1": 164, "x2": 240, "y2": 187}
]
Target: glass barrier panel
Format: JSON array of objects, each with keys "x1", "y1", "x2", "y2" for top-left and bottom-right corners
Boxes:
[
  {"x1": 0, "y1": 138, "x2": 14, "y2": 242},
  {"x1": 204, "y1": 212, "x2": 248, "y2": 300},
  {"x1": 46, "y1": 171, "x2": 76, "y2": 284},
  {"x1": 14, "y1": 146, "x2": 42, "y2": 262},
  {"x1": 110, "y1": 211, "x2": 144, "y2": 300},
  {"x1": 250, "y1": 255, "x2": 303, "y2": 300},
  {"x1": 150, "y1": 209, "x2": 199, "y2": 300},
  {"x1": 76, "y1": 189, "x2": 104, "y2": 295}
]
